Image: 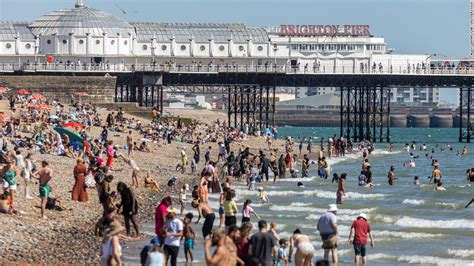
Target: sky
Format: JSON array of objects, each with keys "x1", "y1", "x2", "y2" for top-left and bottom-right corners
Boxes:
[{"x1": 0, "y1": 0, "x2": 469, "y2": 103}]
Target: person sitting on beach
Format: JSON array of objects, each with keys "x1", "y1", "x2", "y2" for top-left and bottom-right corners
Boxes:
[
  {"x1": 46, "y1": 195, "x2": 72, "y2": 212},
  {"x1": 435, "y1": 181, "x2": 446, "y2": 191},
  {"x1": 144, "y1": 172, "x2": 161, "y2": 192},
  {"x1": 0, "y1": 191, "x2": 18, "y2": 214},
  {"x1": 138, "y1": 141, "x2": 150, "y2": 152}
]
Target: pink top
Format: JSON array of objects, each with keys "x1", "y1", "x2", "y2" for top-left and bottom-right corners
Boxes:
[
  {"x1": 106, "y1": 145, "x2": 115, "y2": 158},
  {"x1": 242, "y1": 206, "x2": 254, "y2": 218},
  {"x1": 155, "y1": 204, "x2": 168, "y2": 234}
]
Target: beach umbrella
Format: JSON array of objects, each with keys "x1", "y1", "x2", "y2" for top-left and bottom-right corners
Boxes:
[
  {"x1": 26, "y1": 103, "x2": 38, "y2": 108},
  {"x1": 32, "y1": 93, "x2": 46, "y2": 101},
  {"x1": 0, "y1": 113, "x2": 7, "y2": 121},
  {"x1": 63, "y1": 121, "x2": 85, "y2": 128},
  {"x1": 38, "y1": 103, "x2": 53, "y2": 110},
  {"x1": 49, "y1": 115, "x2": 59, "y2": 119},
  {"x1": 0, "y1": 87, "x2": 8, "y2": 94},
  {"x1": 16, "y1": 89, "x2": 30, "y2": 95}
]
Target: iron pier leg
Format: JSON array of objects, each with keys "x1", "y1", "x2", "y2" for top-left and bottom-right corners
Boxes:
[
  {"x1": 386, "y1": 87, "x2": 391, "y2": 143},
  {"x1": 228, "y1": 86, "x2": 232, "y2": 128},
  {"x1": 340, "y1": 87, "x2": 344, "y2": 138},
  {"x1": 459, "y1": 88, "x2": 464, "y2": 143},
  {"x1": 468, "y1": 87, "x2": 472, "y2": 143}
]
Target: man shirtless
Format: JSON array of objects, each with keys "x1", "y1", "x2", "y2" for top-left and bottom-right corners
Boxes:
[
  {"x1": 192, "y1": 199, "x2": 216, "y2": 238},
  {"x1": 33, "y1": 161, "x2": 52, "y2": 219},
  {"x1": 204, "y1": 228, "x2": 229, "y2": 266},
  {"x1": 126, "y1": 131, "x2": 133, "y2": 156}
]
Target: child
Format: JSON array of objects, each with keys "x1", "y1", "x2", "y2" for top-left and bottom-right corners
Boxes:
[
  {"x1": 190, "y1": 158, "x2": 196, "y2": 174},
  {"x1": 277, "y1": 239, "x2": 289, "y2": 266},
  {"x1": 414, "y1": 176, "x2": 420, "y2": 185},
  {"x1": 257, "y1": 187, "x2": 270, "y2": 203},
  {"x1": 179, "y1": 184, "x2": 189, "y2": 215},
  {"x1": 182, "y1": 213, "x2": 196, "y2": 263}
]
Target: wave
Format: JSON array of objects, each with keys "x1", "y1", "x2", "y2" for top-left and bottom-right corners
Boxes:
[
  {"x1": 394, "y1": 217, "x2": 474, "y2": 229},
  {"x1": 374, "y1": 230, "x2": 443, "y2": 239},
  {"x1": 371, "y1": 150, "x2": 402, "y2": 155},
  {"x1": 402, "y1": 199, "x2": 426, "y2": 205},
  {"x1": 371, "y1": 253, "x2": 474, "y2": 265},
  {"x1": 270, "y1": 204, "x2": 375, "y2": 215},
  {"x1": 447, "y1": 249, "x2": 474, "y2": 259},
  {"x1": 234, "y1": 187, "x2": 387, "y2": 200}
]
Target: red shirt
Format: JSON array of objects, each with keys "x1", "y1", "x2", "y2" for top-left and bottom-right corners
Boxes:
[{"x1": 351, "y1": 218, "x2": 371, "y2": 245}]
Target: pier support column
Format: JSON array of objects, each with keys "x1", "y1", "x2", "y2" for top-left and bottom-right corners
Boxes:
[
  {"x1": 340, "y1": 86, "x2": 390, "y2": 143},
  {"x1": 459, "y1": 87, "x2": 473, "y2": 143}
]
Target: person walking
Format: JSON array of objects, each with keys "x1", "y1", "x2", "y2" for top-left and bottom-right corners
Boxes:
[
  {"x1": 100, "y1": 220, "x2": 124, "y2": 266},
  {"x1": 317, "y1": 204, "x2": 339, "y2": 264},
  {"x1": 117, "y1": 182, "x2": 140, "y2": 237},
  {"x1": 163, "y1": 207, "x2": 183, "y2": 266},
  {"x1": 249, "y1": 220, "x2": 277, "y2": 266},
  {"x1": 72, "y1": 158, "x2": 89, "y2": 202},
  {"x1": 348, "y1": 213, "x2": 375, "y2": 265}
]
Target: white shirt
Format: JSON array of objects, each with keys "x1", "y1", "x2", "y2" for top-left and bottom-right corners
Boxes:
[{"x1": 164, "y1": 218, "x2": 183, "y2": 247}]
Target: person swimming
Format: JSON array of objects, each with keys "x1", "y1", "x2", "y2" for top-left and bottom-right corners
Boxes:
[
  {"x1": 297, "y1": 182, "x2": 305, "y2": 188},
  {"x1": 414, "y1": 176, "x2": 420, "y2": 185}
]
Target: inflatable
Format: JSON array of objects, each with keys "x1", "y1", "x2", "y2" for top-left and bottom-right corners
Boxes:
[{"x1": 54, "y1": 126, "x2": 84, "y2": 147}]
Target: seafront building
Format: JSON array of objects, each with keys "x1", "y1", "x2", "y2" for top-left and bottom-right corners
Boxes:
[{"x1": 0, "y1": 0, "x2": 439, "y2": 106}]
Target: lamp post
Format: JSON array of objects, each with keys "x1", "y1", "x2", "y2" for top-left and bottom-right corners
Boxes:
[{"x1": 273, "y1": 44, "x2": 278, "y2": 66}]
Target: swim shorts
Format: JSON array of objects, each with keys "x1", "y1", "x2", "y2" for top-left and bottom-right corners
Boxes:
[
  {"x1": 354, "y1": 244, "x2": 367, "y2": 256},
  {"x1": 39, "y1": 184, "x2": 51, "y2": 198},
  {"x1": 219, "y1": 206, "x2": 224, "y2": 215},
  {"x1": 184, "y1": 239, "x2": 194, "y2": 249}
]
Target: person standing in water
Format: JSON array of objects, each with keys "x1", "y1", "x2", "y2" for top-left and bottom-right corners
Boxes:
[
  {"x1": 348, "y1": 213, "x2": 375, "y2": 265},
  {"x1": 336, "y1": 173, "x2": 346, "y2": 204},
  {"x1": 387, "y1": 166, "x2": 396, "y2": 186}
]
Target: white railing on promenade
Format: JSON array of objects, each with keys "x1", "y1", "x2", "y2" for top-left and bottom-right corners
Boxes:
[{"x1": 16, "y1": 62, "x2": 474, "y2": 76}]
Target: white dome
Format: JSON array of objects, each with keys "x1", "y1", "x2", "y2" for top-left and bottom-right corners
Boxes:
[{"x1": 28, "y1": 1, "x2": 134, "y2": 37}]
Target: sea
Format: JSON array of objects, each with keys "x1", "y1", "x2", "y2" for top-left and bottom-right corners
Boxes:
[{"x1": 123, "y1": 127, "x2": 474, "y2": 265}]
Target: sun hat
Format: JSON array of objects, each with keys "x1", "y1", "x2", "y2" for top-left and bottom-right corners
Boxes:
[
  {"x1": 104, "y1": 220, "x2": 125, "y2": 237},
  {"x1": 167, "y1": 206, "x2": 178, "y2": 214},
  {"x1": 358, "y1": 213, "x2": 367, "y2": 220},
  {"x1": 150, "y1": 237, "x2": 160, "y2": 245},
  {"x1": 257, "y1": 187, "x2": 264, "y2": 191},
  {"x1": 327, "y1": 204, "x2": 338, "y2": 212}
]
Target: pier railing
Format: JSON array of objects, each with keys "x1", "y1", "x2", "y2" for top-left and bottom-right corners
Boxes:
[{"x1": 15, "y1": 62, "x2": 474, "y2": 76}]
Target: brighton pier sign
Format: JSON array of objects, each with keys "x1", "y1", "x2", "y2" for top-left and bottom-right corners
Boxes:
[{"x1": 279, "y1": 25, "x2": 371, "y2": 37}]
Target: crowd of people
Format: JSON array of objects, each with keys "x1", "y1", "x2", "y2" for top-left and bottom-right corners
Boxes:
[{"x1": 1, "y1": 92, "x2": 472, "y2": 266}]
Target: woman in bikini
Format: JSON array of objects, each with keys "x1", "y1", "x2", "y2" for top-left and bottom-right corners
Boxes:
[{"x1": 289, "y1": 229, "x2": 315, "y2": 266}]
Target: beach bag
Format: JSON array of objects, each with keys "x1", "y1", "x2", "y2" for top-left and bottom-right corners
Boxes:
[{"x1": 85, "y1": 174, "x2": 96, "y2": 188}]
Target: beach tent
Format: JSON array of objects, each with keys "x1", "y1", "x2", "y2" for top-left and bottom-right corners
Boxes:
[
  {"x1": 264, "y1": 128, "x2": 274, "y2": 137},
  {"x1": 54, "y1": 127, "x2": 84, "y2": 147},
  {"x1": 63, "y1": 121, "x2": 85, "y2": 129}
]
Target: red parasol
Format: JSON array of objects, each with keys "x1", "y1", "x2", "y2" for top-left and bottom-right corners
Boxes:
[
  {"x1": 26, "y1": 103, "x2": 38, "y2": 108},
  {"x1": 16, "y1": 89, "x2": 30, "y2": 95},
  {"x1": 0, "y1": 87, "x2": 8, "y2": 94},
  {"x1": 38, "y1": 103, "x2": 52, "y2": 110},
  {"x1": 63, "y1": 121, "x2": 85, "y2": 128},
  {"x1": 0, "y1": 113, "x2": 7, "y2": 121},
  {"x1": 32, "y1": 93, "x2": 46, "y2": 101}
]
